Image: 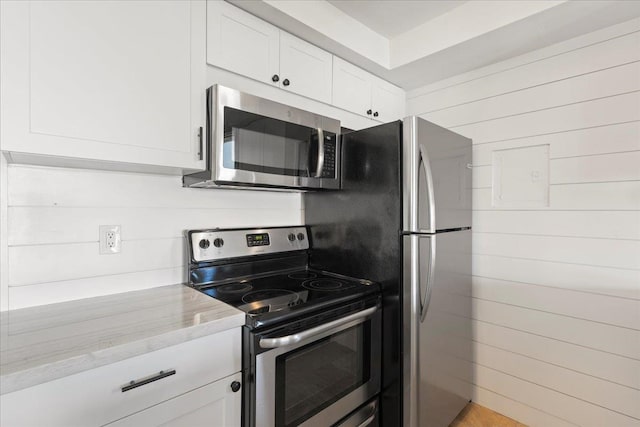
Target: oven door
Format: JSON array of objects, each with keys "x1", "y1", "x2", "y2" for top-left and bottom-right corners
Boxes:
[
  {"x1": 213, "y1": 85, "x2": 340, "y2": 190},
  {"x1": 253, "y1": 304, "x2": 381, "y2": 427}
]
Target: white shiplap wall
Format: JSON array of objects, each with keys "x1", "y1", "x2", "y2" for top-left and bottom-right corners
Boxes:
[
  {"x1": 408, "y1": 18, "x2": 640, "y2": 427},
  {"x1": 1, "y1": 164, "x2": 301, "y2": 310}
]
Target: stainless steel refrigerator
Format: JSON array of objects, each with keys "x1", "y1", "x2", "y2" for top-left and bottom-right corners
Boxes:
[{"x1": 304, "y1": 116, "x2": 472, "y2": 427}]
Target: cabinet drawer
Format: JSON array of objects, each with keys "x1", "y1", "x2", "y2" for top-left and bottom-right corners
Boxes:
[
  {"x1": 0, "y1": 328, "x2": 241, "y2": 427},
  {"x1": 105, "y1": 372, "x2": 242, "y2": 427}
]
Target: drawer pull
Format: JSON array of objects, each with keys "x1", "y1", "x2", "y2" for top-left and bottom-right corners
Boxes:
[
  {"x1": 121, "y1": 369, "x2": 176, "y2": 392},
  {"x1": 230, "y1": 381, "x2": 241, "y2": 392}
]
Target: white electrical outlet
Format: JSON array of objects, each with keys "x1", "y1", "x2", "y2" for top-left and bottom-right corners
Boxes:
[{"x1": 99, "y1": 225, "x2": 121, "y2": 254}]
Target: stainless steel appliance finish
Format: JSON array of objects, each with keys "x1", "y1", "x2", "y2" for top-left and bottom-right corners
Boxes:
[
  {"x1": 403, "y1": 116, "x2": 472, "y2": 233},
  {"x1": 254, "y1": 302, "x2": 381, "y2": 427},
  {"x1": 335, "y1": 399, "x2": 378, "y2": 427},
  {"x1": 183, "y1": 85, "x2": 341, "y2": 190},
  {"x1": 186, "y1": 226, "x2": 382, "y2": 427},
  {"x1": 304, "y1": 116, "x2": 472, "y2": 427},
  {"x1": 189, "y1": 226, "x2": 308, "y2": 262}
]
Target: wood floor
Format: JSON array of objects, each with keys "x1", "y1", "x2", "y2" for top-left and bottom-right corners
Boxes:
[{"x1": 450, "y1": 403, "x2": 527, "y2": 427}]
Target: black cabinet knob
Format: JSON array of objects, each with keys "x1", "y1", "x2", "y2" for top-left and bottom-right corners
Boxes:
[
  {"x1": 283, "y1": 79, "x2": 290, "y2": 86},
  {"x1": 297, "y1": 233, "x2": 305, "y2": 241},
  {"x1": 373, "y1": 111, "x2": 379, "y2": 117},
  {"x1": 288, "y1": 233, "x2": 296, "y2": 242},
  {"x1": 230, "y1": 381, "x2": 241, "y2": 392},
  {"x1": 366, "y1": 109, "x2": 372, "y2": 115},
  {"x1": 272, "y1": 74, "x2": 279, "y2": 82},
  {"x1": 199, "y1": 239, "x2": 210, "y2": 249},
  {"x1": 213, "y1": 238, "x2": 224, "y2": 248}
]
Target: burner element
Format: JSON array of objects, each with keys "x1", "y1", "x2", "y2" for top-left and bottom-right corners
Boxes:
[
  {"x1": 302, "y1": 279, "x2": 355, "y2": 291},
  {"x1": 288, "y1": 271, "x2": 318, "y2": 280},
  {"x1": 242, "y1": 289, "x2": 299, "y2": 304},
  {"x1": 217, "y1": 283, "x2": 253, "y2": 293}
]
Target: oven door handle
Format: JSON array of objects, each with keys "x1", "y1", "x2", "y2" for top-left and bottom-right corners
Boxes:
[{"x1": 259, "y1": 305, "x2": 377, "y2": 349}]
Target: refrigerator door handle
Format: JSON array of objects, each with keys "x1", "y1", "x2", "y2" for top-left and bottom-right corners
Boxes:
[
  {"x1": 419, "y1": 146, "x2": 436, "y2": 233},
  {"x1": 420, "y1": 236, "x2": 436, "y2": 323}
]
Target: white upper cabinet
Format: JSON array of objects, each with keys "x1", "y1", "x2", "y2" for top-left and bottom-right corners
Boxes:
[
  {"x1": 0, "y1": 1, "x2": 207, "y2": 173},
  {"x1": 332, "y1": 57, "x2": 373, "y2": 117},
  {"x1": 207, "y1": 0, "x2": 279, "y2": 85},
  {"x1": 279, "y1": 32, "x2": 333, "y2": 104},
  {"x1": 207, "y1": 1, "x2": 332, "y2": 103},
  {"x1": 371, "y1": 76, "x2": 406, "y2": 122},
  {"x1": 333, "y1": 57, "x2": 405, "y2": 122}
]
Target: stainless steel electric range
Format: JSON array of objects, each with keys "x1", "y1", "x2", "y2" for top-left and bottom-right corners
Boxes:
[{"x1": 186, "y1": 226, "x2": 381, "y2": 427}]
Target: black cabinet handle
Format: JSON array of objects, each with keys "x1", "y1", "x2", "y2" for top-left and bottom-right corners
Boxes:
[
  {"x1": 366, "y1": 109, "x2": 372, "y2": 115},
  {"x1": 272, "y1": 74, "x2": 279, "y2": 82},
  {"x1": 373, "y1": 112, "x2": 379, "y2": 117},
  {"x1": 231, "y1": 381, "x2": 242, "y2": 392},
  {"x1": 121, "y1": 370, "x2": 176, "y2": 392},
  {"x1": 283, "y1": 79, "x2": 290, "y2": 86},
  {"x1": 197, "y1": 126, "x2": 203, "y2": 160}
]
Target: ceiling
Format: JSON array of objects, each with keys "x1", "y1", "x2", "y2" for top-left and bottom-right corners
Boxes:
[
  {"x1": 231, "y1": 0, "x2": 640, "y2": 90},
  {"x1": 327, "y1": 0, "x2": 466, "y2": 38}
]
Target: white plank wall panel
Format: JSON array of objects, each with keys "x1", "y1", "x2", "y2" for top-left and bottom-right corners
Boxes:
[
  {"x1": 473, "y1": 320, "x2": 640, "y2": 390},
  {"x1": 474, "y1": 211, "x2": 640, "y2": 240},
  {"x1": 472, "y1": 121, "x2": 640, "y2": 165},
  {"x1": 472, "y1": 387, "x2": 577, "y2": 427},
  {"x1": 8, "y1": 268, "x2": 185, "y2": 309},
  {"x1": 474, "y1": 182, "x2": 640, "y2": 210},
  {"x1": 472, "y1": 298, "x2": 640, "y2": 360},
  {"x1": 424, "y1": 61, "x2": 640, "y2": 129},
  {"x1": 408, "y1": 26, "x2": 640, "y2": 114},
  {"x1": 473, "y1": 254, "x2": 640, "y2": 300},
  {"x1": 474, "y1": 365, "x2": 639, "y2": 427},
  {"x1": 4, "y1": 164, "x2": 302, "y2": 309},
  {"x1": 473, "y1": 233, "x2": 640, "y2": 270},
  {"x1": 473, "y1": 276, "x2": 639, "y2": 330},
  {"x1": 475, "y1": 343, "x2": 640, "y2": 419},
  {"x1": 408, "y1": 18, "x2": 640, "y2": 426},
  {"x1": 550, "y1": 151, "x2": 640, "y2": 184},
  {"x1": 452, "y1": 91, "x2": 640, "y2": 144},
  {"x1": 475, "y1": 152, "x2": 640, "y2": 187}
]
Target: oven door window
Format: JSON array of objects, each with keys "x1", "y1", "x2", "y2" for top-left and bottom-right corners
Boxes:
[
  {"x1": 223, "y1": 107, "x2": 325, "y2": 177},
  {"x1": 274, "y1": 323, "x2": 371, "y2": 427}
]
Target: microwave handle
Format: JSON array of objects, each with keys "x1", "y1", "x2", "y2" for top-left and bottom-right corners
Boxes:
[{"x1": 314, "y1": 128, "x2": 325, "y2": 178}]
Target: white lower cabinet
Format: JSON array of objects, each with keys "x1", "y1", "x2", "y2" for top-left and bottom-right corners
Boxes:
[
  {"x1": 105, "y1": 372, "x2": 241, "y2": 427},
  {"x1": 0, "y1": 329, "x2": 241, "y2": 427}
]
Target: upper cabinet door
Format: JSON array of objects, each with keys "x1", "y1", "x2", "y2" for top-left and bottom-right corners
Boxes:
[
  {"x1": 0, "y1": 1, "x2": 207, "y2": 172},
  {"x1": 332, "y1": 57, "x2": 372, "y2": 117},
  {"x1": 371, "y1": 77, "x2": 406, "y2": 122},
  {"x1": 207, "y1": 0, "x2": 279, "y2": 85},
  {"x1": 279, "y1": 32, "x2": 333, "y2": 104}
]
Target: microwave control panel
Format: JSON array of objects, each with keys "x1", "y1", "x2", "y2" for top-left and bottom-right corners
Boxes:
[{"x1": 321, "y1": 138, "x2": 337, "y2": 179}]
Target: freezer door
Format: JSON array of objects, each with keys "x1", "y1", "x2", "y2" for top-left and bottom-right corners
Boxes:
[
  {"x1": 403, "y1": 117, "x2": 472, "y2": 233},
  {"x1": 402, "y1": 231, "x2": 472, "y2": 427}
]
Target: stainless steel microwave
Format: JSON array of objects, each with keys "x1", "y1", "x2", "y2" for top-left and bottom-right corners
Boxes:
[{"x1": 183, "y1": 85, "x2": 341, "y2": 190}]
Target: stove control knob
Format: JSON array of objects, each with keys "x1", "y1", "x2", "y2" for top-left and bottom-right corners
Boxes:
[
  {"x1": 213, "y1": 238, "x2": 224, "y2": 248},
  {"x1": 230, "y1": 381, "x2": 241, "y2": 393},
  {"x1": 288, "y1": 233, "x2": 296, "y2": 242},
  {"x1": 199, "y1": 239, "x2": 210, "y2": 249},
  {"x1": 297, "y1": 233, "x2": 305, "y2": 241}
]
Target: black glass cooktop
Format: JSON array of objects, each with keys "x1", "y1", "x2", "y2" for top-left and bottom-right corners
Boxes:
[{"x1": 199, "y1": 269, "x2": 379, "y2": 329}]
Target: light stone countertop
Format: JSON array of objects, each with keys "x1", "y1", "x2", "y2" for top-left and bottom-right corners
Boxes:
[{"x1": 0, "y1": 284, "x2": 245, "y2": 395}]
